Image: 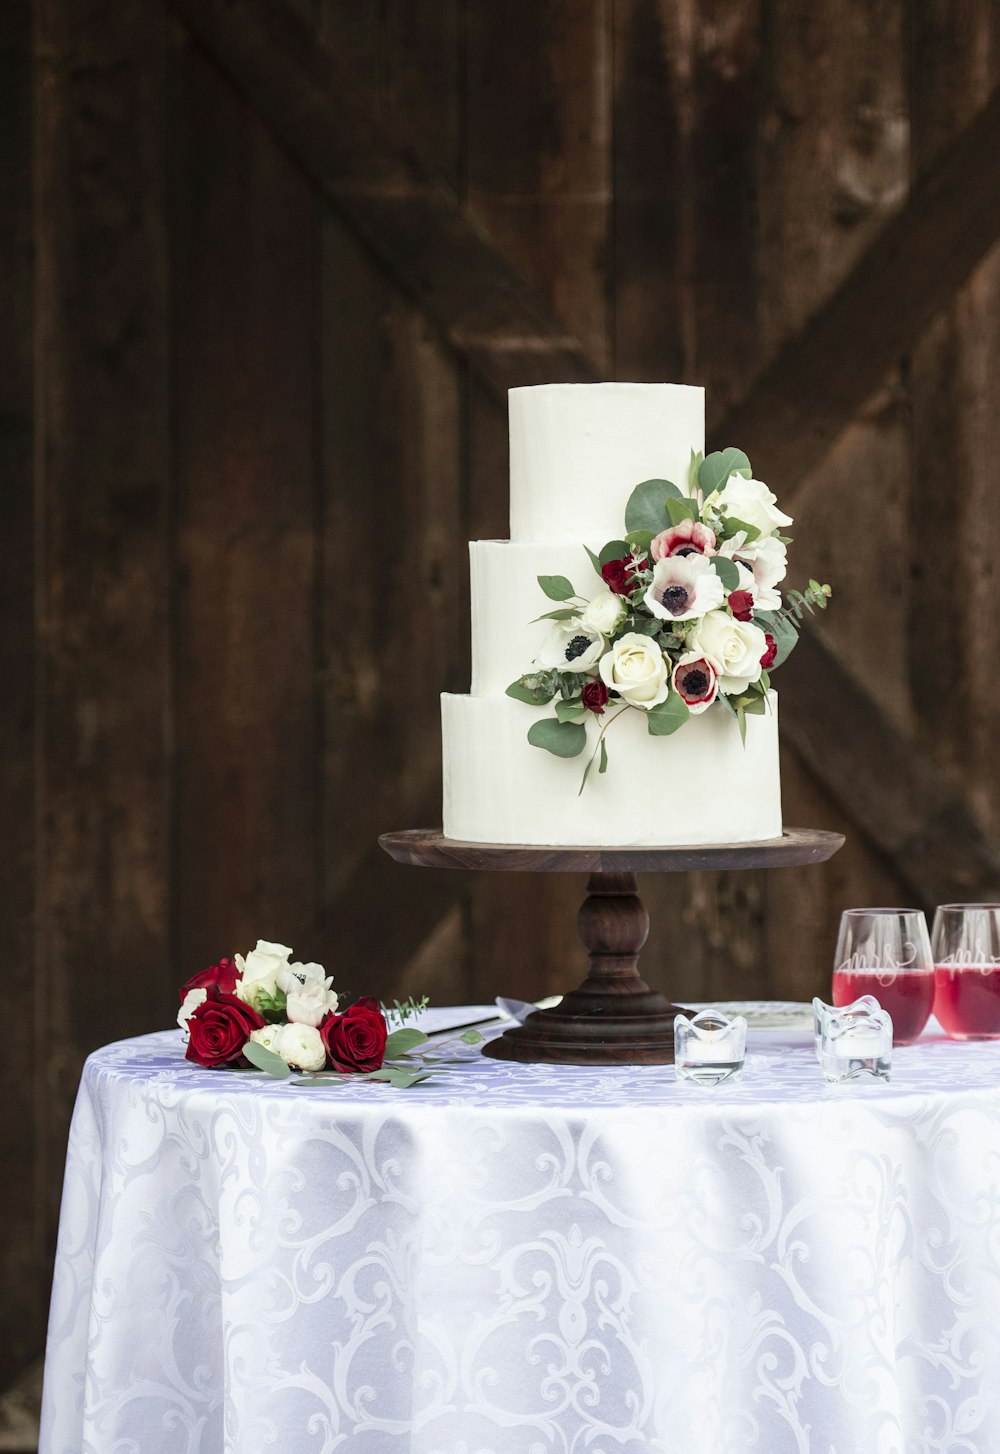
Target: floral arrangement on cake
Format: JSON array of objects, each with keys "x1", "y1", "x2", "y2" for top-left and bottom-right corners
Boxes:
[
  {"x1": 176, "y1": 939, "x2": 459, "y2": 1089},
  {"x1": 507, "y1": 448, "x2": 830, "y2": 788}
]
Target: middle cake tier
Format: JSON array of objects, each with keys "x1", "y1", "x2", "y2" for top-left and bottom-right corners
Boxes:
[{"x1": 471, "y1": 538, "x2": 613, "y2": 696}]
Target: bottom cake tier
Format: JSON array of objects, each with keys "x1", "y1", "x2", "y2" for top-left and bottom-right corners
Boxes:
[{"x1": 442, "y1": 690, "x2": 783, "y2": 846}]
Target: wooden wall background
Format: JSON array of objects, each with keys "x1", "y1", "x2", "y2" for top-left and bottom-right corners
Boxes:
[{"x1": 3, "y1": 0, "x2": 1000, "y2": 1409}]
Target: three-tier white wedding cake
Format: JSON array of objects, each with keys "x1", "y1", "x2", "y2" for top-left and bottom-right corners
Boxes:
[{"x1": 441, "y1": 383, "x2": 784, "y2": 846}]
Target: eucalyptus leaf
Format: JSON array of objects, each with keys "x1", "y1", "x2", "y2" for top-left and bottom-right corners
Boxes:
[
  {"x1": 459, "y1": 1029, "x2": 483, "y2": 1045},
  {"x1": 743, "y1": 696, "x2": 767, "y2": 717},
  {"x1": 530, "y1": 608, "x2": 580, "y2": 622},
  {"x1": 688, "y1": 448, "x2": 705, "y2": 493},
  {"x1": 737, "y1": 707, "x2": 748, "y2": 746},
  {"x1": 555, "y1": 698, "x2": 586, "y2": 723},
  {"x1": 624, "y1": 478, "x2": 682, "y2": 534},
  {"x1": 720, "y1": 515, "x2": 761, "y2": 545},
  {"x1": 595, "y1": 539, "x2": 628, "y2": 567},
  {"x1": 584, "y1": 544, "x2": 603, "y2": 577},
  {"x1": 366, "y1": 1067, "x2": 434, "y2": 1088},
  {"x1": 698, "y1": 447, "x2": 752, "y2": 497},
  {"x1": 242, "y1": 1041, "x2": 292, "y2": 1079},
  {"x1": 598, "y1": 737, "x2": 608, "y2": 774},
  {"x1": 527, "y1": 718, "x2": 587, "y2": 758},
  {"x1": 506, "y1": 676, "x2": 556, "y2": 706},
  {"x1": 665, "y1": 496, "x2": 699, "y2": 527},
  {"x1": 538, "y1": 574, "x2": 576, "y2": 602},
  {"x1": 646, "y1": 692, "x2": 690, "y2": 737},
  {"x1": 624, "y1": 528, "x2": 654, "y2": 557},
  {"x1": 713, "y1": 557, "x2": 741, "y2": 592},
  {"x1": 754, "y1": 610, "x2": 798, "y2": 669},
  {"x1": 628, "y1": 617, "x2": 660, "y2": 637},
  {"x1": 383, "y1": 1027, "x2": 428, "y2": 1057}
]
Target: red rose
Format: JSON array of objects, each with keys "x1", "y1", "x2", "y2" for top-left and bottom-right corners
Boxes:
[
  {"x1": 185, "y1": 986, "x2": 265, "y2": 1068},
  {"x1": 760, "y1": 632, "x2": 777, "y2": 669},
  {"x1": 581, "y1": 680, "x2": 609, "y2": 715},
  {"x1": 179, "y1": 956, "x2": 239, "y2": 1003},
  {"x1": 727, "y1": 589, "x2": 754, "y2": 622},
  {"x1": 320, "y1": 1000, "x2": 388, "y2": 1073},
  {"x1": 600, "y1": 558, "x2": 632, "y2": 595}
]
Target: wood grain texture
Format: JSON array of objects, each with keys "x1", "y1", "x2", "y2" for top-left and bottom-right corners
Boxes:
[
  {"x1": 34, "y1": 0, "x2": 172, "y2": 1295},
  {"x1": 165, "y1": 0, "x2": 598, "y2": 398},
  {"x1": 171, "y1": 22, "x2": 320, "y2": 968},
  {"x1": 0, "y1": 0, "x2": 37, "y2": 1386}
]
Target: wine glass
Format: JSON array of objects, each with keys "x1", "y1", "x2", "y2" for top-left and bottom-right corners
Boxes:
[
  {"x1": 931, "y1": 904, "x2": 1000, "y2": 1040},
  {"x1": 832, "y1": 908, "x2": 934, "y2": 1046}
]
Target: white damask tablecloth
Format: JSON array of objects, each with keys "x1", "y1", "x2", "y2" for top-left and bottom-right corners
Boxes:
[{"x1": 38, "y1": 1013, "x2": 1000, "y2": 1454}]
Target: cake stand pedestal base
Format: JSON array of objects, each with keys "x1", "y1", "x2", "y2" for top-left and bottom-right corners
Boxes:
[{"x1": 378, "y1": 829, "x2": 844, "y2": 1066}]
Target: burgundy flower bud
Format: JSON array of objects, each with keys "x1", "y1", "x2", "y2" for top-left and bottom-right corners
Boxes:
[
  {"x1": 727, "y1": 589, "x2": 754, "y2": 622},
  {"x1": 581, "y1": 680, "x2": 610, "y2": 715}
]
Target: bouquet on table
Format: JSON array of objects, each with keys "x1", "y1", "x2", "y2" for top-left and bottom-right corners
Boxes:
[
  {"x1": 506, "y1": 448, "x2": 831, "y2": 788},
  {"x1": 177, "y1": 939, "x2": 449, "y2": 1088}
]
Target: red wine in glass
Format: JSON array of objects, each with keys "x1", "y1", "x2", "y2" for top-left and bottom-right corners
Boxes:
[
  {"x1": 933, "y1": 964, "x2": 1000, "y2": 1039},
  {"x1": 832, "y1": 968, "x2": 934, "y2": 1045}
]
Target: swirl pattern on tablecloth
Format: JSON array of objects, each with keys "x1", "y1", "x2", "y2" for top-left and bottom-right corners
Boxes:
[{"x1": 39, "y1": 1024, "x2": 1000, "y2": 1454}]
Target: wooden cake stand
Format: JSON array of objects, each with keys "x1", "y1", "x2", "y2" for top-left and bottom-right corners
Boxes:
[{"x1": 378, "y1": 828, "x2": 844, "y2": 1065}]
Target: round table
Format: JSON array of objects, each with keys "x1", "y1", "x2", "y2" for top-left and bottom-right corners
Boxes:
[{"x1": 39, "y1": 1012, "x2": 1000, "y2": 1454}]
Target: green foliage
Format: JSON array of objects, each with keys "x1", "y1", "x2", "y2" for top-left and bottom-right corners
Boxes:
[
  {"x1": 713, "y1": 557, "x2": 741, "y2": 592},
  {"x1": 688, "y1": 449, "x2": 705, "y2": 493},
  {"x1": 537, "y1": 574, "x2": 577, "y2": 602},
  {"x1": 719, "y1": 515, "x2": 761, "y2": 545},
  {"x1": 599, "y1": 539, "x2": 630, "y2": 566},
  {"x1": 459, "y1": 1029, "x2": 483, "y2": 1045},
  {"x1": 527, "y1": 718, "x2": 587, "y2": 758},
  {"x1": 666, "y1": 496, "x2": 699, "y2": 527},
  {"x1": 531, "y1": 607, "x2": 580, "y2": 622},
  {"x1": 506, "y1": 673, "x2": 558, "y2": 706},
  {"x1": 243, "y1": 1041, "x2": 291, "y2": 1079},
  {"x1": 383, "y1": 1027, "x2": 429, "y2": 1058},
  {"x1": 624, "y1": 528, "x2": 654, "y2": 558},
  {"x1": 555, "y1": 698, "x2": 586, "y2": 723},
  {"x1": 646, "y1": 693, "x2": 690, "y2": 736},
  {"x1": 599, "y1": 738, "x2": 608, "y2": 774},
  {"x1": 624, "y1": 478, "x2": 682, "y2": 535},
  {"x1": 584, "y1": 544, "x2": 603, "y2": 577},
  {"x1": 698, "y1": 447, "x2": 752, "y2": 497},
  {"x1": 382, "y1": 995, "x2": 430, "y2": 1026}
]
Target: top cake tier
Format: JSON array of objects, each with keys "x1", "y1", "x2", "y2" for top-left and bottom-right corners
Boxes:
[{"x1": 508, "y1": 382, "x2": 705, "y2": 543}]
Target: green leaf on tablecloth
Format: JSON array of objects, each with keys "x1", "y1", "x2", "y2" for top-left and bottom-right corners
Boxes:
[
  {"x1": 365, "y1": 1066, "x2": 435, "y2": 1088},
  {"x1": 243, "y1": 1041, "x2": 292, "y2": 1078},
  {"x1": 460, "y1": 1029, "x2": 484, "y2": 1045},
  {"x1": 383, "y1": 1027, "x2": 428, "y2": 1058},
  {"x1": 527, "y1": 718, "x2": 587, "y2": 758},
  {"x1": 624, "y1": 478, "x2": 682, "y2": 534}
]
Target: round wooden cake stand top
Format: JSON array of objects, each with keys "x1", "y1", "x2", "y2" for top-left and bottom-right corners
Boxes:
[{"x1": 378, "y1": 828, "x2": 844, "y2": 1067}]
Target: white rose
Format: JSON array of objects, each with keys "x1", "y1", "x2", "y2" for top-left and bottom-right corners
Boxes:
[
  {"x1": 707, "y1": 474, "x2": 792, "y2": 536},
  {"x1": 177, "y1": 987, "x2": 206, "y2": 1036},
  {"x1": 277, "y1": 959, "x2": 331, "y2": 994},
  {"x1": 536, "y1": 620, "x2": 605, "y2": 673},
  {"x1": 272, "y1": 1022, "x2": 327, "y2": 1073},
  {"x1": 598, "y1": 632, "x2": 670, "y2": 710},
  {"x1": 581, "y1": 587, "x2": 626, "y2": 637},
  {"x1": 234, "y1": 939, "x2": 293, "y2": 1004},
  {"x1": 689, "y1": 610, "x2": 768, "y2": 694},
  {"x1": 644, "y1": 552, "x2": 725, "y2": 622},
  {"x1": 249, "y1": 1024, "x2": 282, "y2": 1054},
  {"x1": 286, "y1": 981, "x2": 340, "y2": 1028}
]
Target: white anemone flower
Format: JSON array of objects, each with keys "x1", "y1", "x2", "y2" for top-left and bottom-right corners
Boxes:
[
  {"x1": 644, "y1": 552, "x2": 725, "y2": 622},
  {"x1": 535, "y1": 620, "x2": 605, "y2": 673}
]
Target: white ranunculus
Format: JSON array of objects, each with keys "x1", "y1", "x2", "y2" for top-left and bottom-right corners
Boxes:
[
  {"x1": 277, "y1": 959, "x2": 331, "y2": 995},
  {"x1": 707, "y1": 474, "x2": 792, "y2": 536},
  {"x1": 644, "y1": 552, "x2": 725, "y2": 622},
  {"x1": 234, "y1": 939, "x2": 293, "y2": 1004},
  {"x1": 273, "y1": 1022, "x2": 327, "y2": 1073},
  {"x1": 689, "y1": 610, "x2": 768, "y2": 695},
  {"x1": 598, "y1": 632, "x2": 670, "y2": 710},
  {"x1": 249, "y1": 1024, "x2": 282, "y2": 1054},
  {"x1": 286, "y1": 981, "x2": 340, "y2": 1028},
  {"x1": 581, "y1": 587, "x2": 627, "y2": 637},
  {"x1": 177, "y1": 987, "x2": 206, "y2": 1036},
  {"x1": 535, "y1": 620, "x2": 605, "y2": 673}
]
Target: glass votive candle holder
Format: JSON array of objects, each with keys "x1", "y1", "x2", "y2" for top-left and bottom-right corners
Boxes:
[
  {"x1": 813, "y1": 996, "x2": 893, "y2": 1084},
  {"x1": 674, "y1": 1009, "x2": 747, "y2": 1087}
]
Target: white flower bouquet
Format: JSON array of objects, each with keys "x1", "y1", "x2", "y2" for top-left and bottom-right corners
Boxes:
[{"x1": 506, "y1": 447, "x2": 831, "y2": 788}]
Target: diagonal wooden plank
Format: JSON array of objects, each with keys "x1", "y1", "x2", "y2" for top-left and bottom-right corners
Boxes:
[
  {"x1": 715, "y1": 82, "x2": 1000, "y2": 503},
  {"x1": 165, "y1": 0, "x2": 1000, "y2": 912},
  {"x1": 165, "y1": 0, "x2": 598, "y2": 395}
]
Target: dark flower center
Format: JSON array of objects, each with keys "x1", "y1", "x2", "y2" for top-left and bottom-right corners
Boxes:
[
  {"x1": 564, "y1": 634, "x2": 593, "y2": 662},
  {"x1": 682, "y1": 668, "x2": 709, "y2": 696},
  {"x1": 661, "y1": 584, "x2": 689, "y2": 614},
  {"x1": 674, "y1": 546, "x2": 698, "y2": 557}
]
